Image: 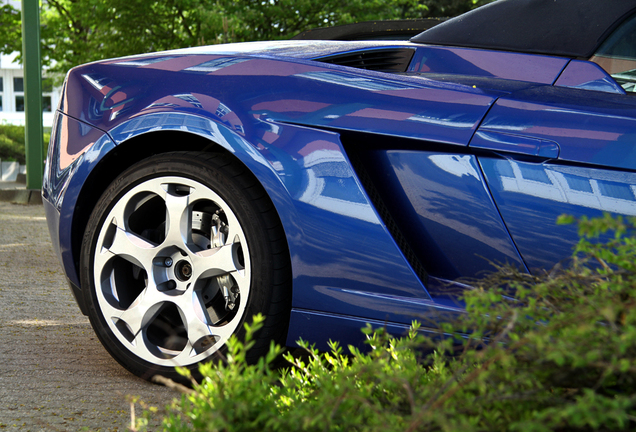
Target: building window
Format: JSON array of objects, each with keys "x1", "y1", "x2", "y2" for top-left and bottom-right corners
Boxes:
[
  {"x1": 14, "y1": 77, "x2": 24, "y2": 111},
  {"x1": 13, "y1": 76, "x2": 54, "y2": 112},
  {"x1": 0, "y1": 77, "x2": 3, "y2": 111},
  {"x1": 42, "y1": 78, "x2": 53, "y2": 112}
]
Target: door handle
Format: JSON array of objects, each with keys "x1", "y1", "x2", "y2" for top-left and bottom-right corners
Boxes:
[{"x1": 470, "y1": 130, "x2": 560, "y2": 159}]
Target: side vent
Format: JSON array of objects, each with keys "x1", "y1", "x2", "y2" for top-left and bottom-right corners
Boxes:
[
  {"x1": 315, "y1": 48, "x2": 415, "y2": 73},
  {"x1": 346, "y1": 148, "x2": 429, "y2": 287}
]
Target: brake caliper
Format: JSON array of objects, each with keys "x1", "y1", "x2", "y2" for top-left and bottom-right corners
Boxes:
[{"x1": 211, "y1": 210, "x2": 237, "y2": 311}]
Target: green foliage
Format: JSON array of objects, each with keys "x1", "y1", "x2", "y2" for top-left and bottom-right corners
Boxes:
[
  {"x1": 0, "y1": 124, "x2": 50, "y2": 165},
  {"x1": 0, "y1": 3, "x2": 21, "y2": 56},
  {"x1": 0, "y1": 0, "x2": 492, "y2": 74},
  {"x1": 136, "y1": 214, "x2": 636, "y2": 431}
]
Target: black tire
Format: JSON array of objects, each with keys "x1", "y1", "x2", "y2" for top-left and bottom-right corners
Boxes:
[{"x1": 80, "y1": 151, "x2": 291, "y2": 380}]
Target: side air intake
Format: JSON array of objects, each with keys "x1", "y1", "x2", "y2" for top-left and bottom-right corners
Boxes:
[{"x1": 315, "y1": 48, "x2": 415, "y2": 73}]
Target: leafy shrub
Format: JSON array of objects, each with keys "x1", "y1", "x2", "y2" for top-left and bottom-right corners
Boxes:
[
  {"x1": 0, "y1": 124, "x2": 50, "y2": 165},
  {"x1": 136, "y1": 213, "x2": 636, "y2": 432}
]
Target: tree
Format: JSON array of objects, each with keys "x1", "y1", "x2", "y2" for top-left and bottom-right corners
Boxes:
[
  {"x1": 0, "y1": 0, "x2": 491, "y2": 74},
  {"x1": 0, "y1": 3, "x2": 21, "y2": 57}
]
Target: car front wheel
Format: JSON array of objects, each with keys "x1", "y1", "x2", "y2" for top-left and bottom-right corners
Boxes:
[{"x1": 80, "y1": 151, "x2": 291, "y2": 380}]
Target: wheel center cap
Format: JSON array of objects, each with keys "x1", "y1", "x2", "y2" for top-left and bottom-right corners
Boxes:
[{"x1": 175, "y1": 260, "x2": 193, "y2": 281}]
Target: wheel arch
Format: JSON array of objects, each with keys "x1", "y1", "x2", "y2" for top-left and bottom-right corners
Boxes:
[
  {"x1": 70, "y1": 130, "x2": 207, "y2": 283},
  {"x1": 69, "y1": 124, "x2": 296, "y2": 313}
]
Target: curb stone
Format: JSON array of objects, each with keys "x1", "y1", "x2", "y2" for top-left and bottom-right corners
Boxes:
[{"x1": 0, "y1": 188, "x2": 42, "y2": 205}]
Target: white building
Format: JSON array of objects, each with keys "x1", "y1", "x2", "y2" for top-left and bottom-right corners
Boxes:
[
  {"x1": 1, "y1": 0, "x2": 61, "y2": 128},
  {"x1": 0, "y1": 52, "x2": 60, "y2": 128}
]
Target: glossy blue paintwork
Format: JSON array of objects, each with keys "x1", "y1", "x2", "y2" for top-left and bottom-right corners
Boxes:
[
  {"x1": 408, "y1": 45, "x2": 569, "y2": 84},
  {"x1": 287, "y1": 309, "x2": 454, "y2": 351},
  {"x1": 164, "y1": 40, "x2": 416, "y2": 60},
  {"x1": 43, "y1": 110, "x2": 115, "y2": 294},
  {"x1": 472, "y1": 80, "x2": 636, "y2": 272},
  {"x1": 43, "y1": 38, "x2": 636, "y2": 350},
  {"x1": 477, "y1": 86, "x2": 636, "y2": 171},
  {"x1": 62, "y1": 53, "x2": 496, "y2": 148},
  {"x1": 47, "y1": 108, "x2": 436, "y2": 320},
  {"x1": 555, "y1": 60, "x2": 625, "y2": 94},
  {"x1": 471, "y1": 131, "x2": 560, "y2": 159},
  {"x1": 361, "y1": 150, "x2": 526, "y2": 281},
  {"x1": 43, "y1": 112, "x2": 108, "y2": 210},
  {"x1": 479, "y1": 157, "x2": 636, "y2": 271}
]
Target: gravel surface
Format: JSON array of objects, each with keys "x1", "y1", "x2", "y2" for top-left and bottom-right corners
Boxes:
[{"x1": 0, "y1": 203, "x2": 178, "y2": 431}]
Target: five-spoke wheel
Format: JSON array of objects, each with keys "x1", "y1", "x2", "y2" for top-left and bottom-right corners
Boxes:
[{"x1": 80, "y1": 152, "x2": 290, "y2": 379}]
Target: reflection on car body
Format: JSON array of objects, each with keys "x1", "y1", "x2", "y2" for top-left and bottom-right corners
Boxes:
[{"x1": 43, "y1": 0, "x2": 636, "y2": 380}]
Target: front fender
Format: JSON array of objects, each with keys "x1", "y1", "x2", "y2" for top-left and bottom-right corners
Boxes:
[
  {"x1": 49, "y1": 108, "x2": 431, "y2": 325},
  {"x1": 108, "y1": 112, "x2": 432, "y2": 310}
]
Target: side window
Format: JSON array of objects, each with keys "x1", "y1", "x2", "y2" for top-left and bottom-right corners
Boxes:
[{"x1": 590, "y1": 13, "x2": 636, "y2": 93}]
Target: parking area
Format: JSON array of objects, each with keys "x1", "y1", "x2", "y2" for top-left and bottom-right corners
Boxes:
[{"x1": 0, "y1": 202, "x2": 176, "y2": 431}]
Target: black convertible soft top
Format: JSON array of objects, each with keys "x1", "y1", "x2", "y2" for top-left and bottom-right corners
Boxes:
[{"x1": 411, "y1": 0, "x2": 636, "y2": 58}]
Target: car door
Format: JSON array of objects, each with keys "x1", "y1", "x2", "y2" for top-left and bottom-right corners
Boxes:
[{"x1": 472, "y1": 56, "x2": 636, "y2": 272}]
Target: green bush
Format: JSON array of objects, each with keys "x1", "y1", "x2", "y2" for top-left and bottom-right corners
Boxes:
[
  {"x1": 136, "y1": 213, "x2": 636, "y2": 432},
  {"x1": 0, "y1": 124, "x2": 51, "y2": 165}
]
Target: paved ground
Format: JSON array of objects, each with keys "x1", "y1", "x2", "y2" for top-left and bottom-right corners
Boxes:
[{"x1": 0, "y1": 202, "x2": 178, "y2": 431}]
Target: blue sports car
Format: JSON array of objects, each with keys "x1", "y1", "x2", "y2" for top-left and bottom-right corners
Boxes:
[{"x1": 44, "y1": 0, "x2": 636, "y2": 380}]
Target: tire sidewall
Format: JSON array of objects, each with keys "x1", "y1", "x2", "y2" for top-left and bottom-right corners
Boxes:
[{"x1": 80, "y1": 153, "x2": 276, "y2": 380}]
